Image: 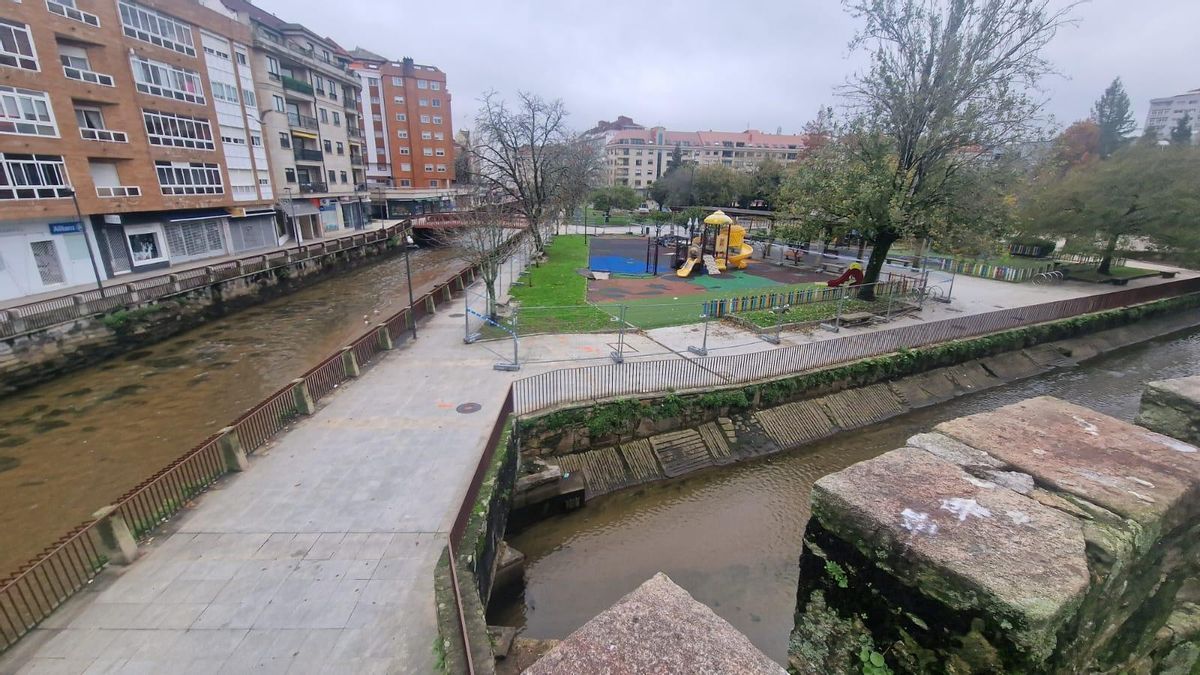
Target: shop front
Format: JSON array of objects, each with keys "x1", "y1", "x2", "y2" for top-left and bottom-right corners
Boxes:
[{"x1": 0, "y1": 219, "x2": 106, "y2": 303}]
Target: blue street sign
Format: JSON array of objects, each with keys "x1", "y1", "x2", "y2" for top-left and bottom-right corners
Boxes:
[{"x1": 49, "y1": 221, "x2": 82, "y2": 234}]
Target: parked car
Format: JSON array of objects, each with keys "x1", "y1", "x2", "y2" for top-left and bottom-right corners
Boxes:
[
  {"x1": 657, "y1": 234, "x2": 690, "y2": 248},
  {"x1": 636, "y1": 206, "x2": 651, "y2": 215}
]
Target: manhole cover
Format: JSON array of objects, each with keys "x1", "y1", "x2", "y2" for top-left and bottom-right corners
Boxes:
[
  {"x1": 456, "y1": 402, "x2": 482, "y2": 414},
  {"x1": 450, "y1": 313, "x2": 465, "y2": 318}
]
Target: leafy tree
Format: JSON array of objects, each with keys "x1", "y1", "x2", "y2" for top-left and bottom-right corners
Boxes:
[
  {"x1": 1170, "y1": 113, "x2": 1193, "y2": 146},
  {"x1": 692, "y1": 164, "x2": 749, "y2": 207},
  {"x1": 590, "y1": 185, "x2": 640, "y2": 212},
  {"x1": 667, "y1": 143, "x2": 685, "y2": 172},
  {"x1": 1140, "y1": 126, "x2": 1161, "y2": 146},
  {"x1": 651, "y1": 165, "x2": 698, "y2": 208},
  {"x1": 1092, "y1": 78, "x2": 1136, "y2": 158},
  {"x1": 747, "y1": 158, "x2": 785, "y2": 209},
  {"x1": 1023, "y1": 145, "x2": 1200, "y2": 273},
  {"x1": 787, "y1": 0, "x2": 1072, "y2": 298},
  {"x1": 1047, "y1": 120, "x2": 1101, "y2": 173},
  {"x1": 802, "y1": 105, "x2": 837, "y2": 155}
]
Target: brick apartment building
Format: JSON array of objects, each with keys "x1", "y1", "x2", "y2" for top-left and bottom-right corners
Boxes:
[
  {"x1": 349, "y1": 50, "x2": 465, "y2": 216},
  {"x1": 0, "y1": 0, "x2": 277, "y2": 302},
  {"x1": 587, "y1": 117, "x2": 810, "y2": 192}
]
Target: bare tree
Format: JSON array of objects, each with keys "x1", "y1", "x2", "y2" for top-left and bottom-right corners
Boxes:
[
  {"x1": 436, "y1": 201, "x2": 517, "y2": 318},
  {"x1": 471, "y1": 91, "x2": 573, "y2": 253},
  {"x1": 552, "y1": 135, "x2": 605, "y2": 233}
]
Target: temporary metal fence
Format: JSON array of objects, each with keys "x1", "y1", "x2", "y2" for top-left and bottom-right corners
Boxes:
[
  {"x1": 512, "y1": 277, "x2": 1200, "y2": 415},
  {"x1": 0, "y1": 225, "x2": 407, "y2": 339},
  {"x1": 0, "y1": 252, "x2": 480, "y2": 654}
]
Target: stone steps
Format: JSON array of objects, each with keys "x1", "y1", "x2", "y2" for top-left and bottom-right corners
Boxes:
[
  {"x1": 753, "y1": 400, "x2": 836, "y2": 449},
  {"x1": 619, "y1": 439, "x2": 664, "y2": 484},
  {"x1": 819, "y1": 384, "x2": 907, "y2": 431},
  {"x1": 556, "y1": 447, "x2": 631, "y2": 499},
  {"x1": 698, "y1": 422, "x2": 734, "y2": 464},
  {"x1": 649, "y1": 429, "x2": 715, "y2": 477}
]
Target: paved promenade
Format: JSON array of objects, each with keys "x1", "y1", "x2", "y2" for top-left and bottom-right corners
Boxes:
[{"x1": 0, "y1": 249, "x2": 1192, "y2": 673}]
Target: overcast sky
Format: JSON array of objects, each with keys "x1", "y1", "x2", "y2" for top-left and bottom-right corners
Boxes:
[{"x1": 260, "y1": 0, "x2": 1198, "y2": 137}]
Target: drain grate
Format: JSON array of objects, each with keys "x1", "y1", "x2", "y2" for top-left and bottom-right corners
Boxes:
[{"x1": 456, "y1": 402, "x2": 481, "y2": 414}]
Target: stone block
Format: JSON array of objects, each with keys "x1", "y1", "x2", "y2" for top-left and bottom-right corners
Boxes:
[
  {"x1": 89, "y1": 505, "x2": 138, "y2": 565},
  {"x1": 1137, "y1": 375, "x2": 1200, "y2": 447}
]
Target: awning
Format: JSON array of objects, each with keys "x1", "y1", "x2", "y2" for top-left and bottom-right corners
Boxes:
[
  {"x1": 229, "y1": 207, "x2": 278, "y2": 218},
  {"x1": 284, "y1": 202, "x2": 320, "y2": 217},
  {"x1": 290, "y1": 130, "x2": 318, "y2": 140},
  {"x1": 168, "y1": 208, "x2": 230, "y2": 223}
]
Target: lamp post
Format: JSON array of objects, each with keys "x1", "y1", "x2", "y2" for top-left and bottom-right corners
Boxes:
[
  {"x1": 67, "y1": 189, "x2": 105, "y2": 298},
  {"x1": 284, "y1": 186, "x2": 302, "y2": 251},
  {"x1": 403, "y1": 224, "x2": 417, "y2": 340},
  {"x1": 687, "y1": 307, "x2": 710, "y2": 356}
]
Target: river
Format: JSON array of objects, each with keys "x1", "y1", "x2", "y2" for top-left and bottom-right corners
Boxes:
[
  {"x1": 0, "y1": 246, "x2": 462, "y2": 578},
  {"x1": 491, "y1": 324, "x2": 1200, "y2": 664}
]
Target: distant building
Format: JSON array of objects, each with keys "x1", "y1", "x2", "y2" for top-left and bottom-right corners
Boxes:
[
  {"x1": 1144, "y1": 88, "x2": 1200, "y2": 144},
  {"x1": 589, "y1": 118, "x2": 810, "y2": 191}
]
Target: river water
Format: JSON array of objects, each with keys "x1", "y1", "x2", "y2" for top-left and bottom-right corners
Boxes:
[
  {"x1": 0, "y1": 247, "x2": 462, "y2": 577},
  {"x1": 492, "y1": 325, "x2": 1200, "y2": 664}
]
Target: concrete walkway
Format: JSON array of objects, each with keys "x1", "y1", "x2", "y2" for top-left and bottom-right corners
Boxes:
[{"x1": 1, "y1": 238, "x2": 1194, "y2": 674}]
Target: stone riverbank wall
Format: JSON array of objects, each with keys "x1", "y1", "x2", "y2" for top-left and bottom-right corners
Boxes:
[
  {"x1": 788, "y1": 381, "x2": 1200, "y2": 674},
  {"x1": 0, "y1": 227, "x2": 405, "y2": 397},
  {"x1": 516, "y1": 297, "x2": 1200, "y2": 502}
]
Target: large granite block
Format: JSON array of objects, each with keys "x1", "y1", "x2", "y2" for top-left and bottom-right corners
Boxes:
[{"x1": 1137, "y1": 375, "x2": 1200, "y2": 447}]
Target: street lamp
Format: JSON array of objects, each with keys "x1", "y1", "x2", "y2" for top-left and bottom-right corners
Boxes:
[
  {"x1": 67, "y1": 189, "x2": 105, "y2": 298},
  {"x1": 403, "y1": 224, "x2": 417, "y2": 340}
]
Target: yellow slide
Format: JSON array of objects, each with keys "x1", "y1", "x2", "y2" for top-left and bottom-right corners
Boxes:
[
  {"x1": 676, "y1": 257, "x2": 698, "y2": 278},
  {"x1": 728, "y1": 243, "x2": 753, "y2": 270}
]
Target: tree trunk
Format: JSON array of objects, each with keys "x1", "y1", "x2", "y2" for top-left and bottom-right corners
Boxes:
[
  {"x1": 1098, "y1": 232, "x2": 1120, "y2": 275},
  {"x1": 858, "y1": 230, "x2": 899, "y2": 301},
  {"x1": 484, "y1": 279, "x2": 497, "y2": 318},
  {"x1": 856, "y1": 237, "x2": 866, "y2": 262},
  {"x1": 528, "y1": 216, "x2": 545, "y2": 252}
]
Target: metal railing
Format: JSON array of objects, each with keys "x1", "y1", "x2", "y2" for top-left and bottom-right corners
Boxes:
[
  {"x1": 281, "y1": 75, "x2": 314, "y2": 96},
  {"x1": 0, "y1": 243, "x2": 480, "y2": 653},
  {"x1": 0, "y1": 225, "x2": 406, "y2": 340},
  {"x1": 294, "y1": 147, "x2": 323, "y2": 162},
  {"x1": 286, "y1": 112, "x2": 318, "y2": 130},
  {"x1": 511, "y1": 277, "x2": 1200, "y2": 415},
  {"x1": 298, "y1": 181, "x2": 328, "y2": 194}
]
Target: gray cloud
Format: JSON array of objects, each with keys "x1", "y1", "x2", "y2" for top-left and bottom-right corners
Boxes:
[{"x1": 259, "y1": 0, "x2": 1199, "y2": 136}]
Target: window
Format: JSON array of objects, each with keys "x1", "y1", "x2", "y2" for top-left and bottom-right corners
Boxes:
[
  {"x1": 392, "y1": 95, "x2": 404, "y2": 104},
  {"x1": 419, "y1": 98, "x2": 428, "y2": 107},
  {"x1": 435, "y1": 148, "x2": 445, "y2": 157},
  {"x1": 314, "y1": 78, "x2": 325, "y2": 95},
  {"x1": 75, "y1": 105, "x2": 103, "y2": 129},
  {"x1": 327, "y1": 169, "x2": 335, "y2": 183},
  {"x1": 335, "y1": 141, "x2": 344, "y2": 155},
  {"x1": 420, "y1": 131, "x2": 432, "y2": 140},
  {"x1": 0, "y1": 153, "x2": 71, "y2": 199},
  {"x1": 416, "y1": 79, "x2": 427, "y2": 89},
  {"x1": 432, "y1": 116, "x2": 443, "y2": 125},
  {"x1": 323, "y1": 139, "x2": 332, "y2": 153},
  {"x1": 434, "y1": 131, "x2": 444, "y2": 141},
  {"x1": 431, "y1": 98, "x2": 441, "y2": 108},
  {"x1": 332, "y1": 111, "x2": 340, "y2": 126},
  {"x1": 422, "y1": 147, "x2": 432, "y2": 156},
  {"x1": 30, "y1": 240, "x2": 65, "y2": 284},
  {"x1": 118, "y1": 1, "x2": 195, "y2": 57},
  {"x1": 278, "y1": 131, "x2": 290, "y2": 148},
  {"x1": 391, "y1": 77, "x2": 402, "y2": 86},
  {"x1": 211, "y1": 81, "x2": 239, "y2": 104},
  {"x1": 236, "y1": 51, "x2": 247, "y2": 65},
  {"x1": 398, "y1": 147, "x2": 410, "y2": 155},
  {"x1": 284, "y1": 167, "x2": 295, "y2": 182},
  {"x1": 400, "y1": 162, "x2": 411, "y2": 171},
  {"x1": 0, "y1": 86, "x2": 57, "y2": 137},
  {"x1": 419, "y1": 115, "x2": 430, "y2": 124},
  {"x1": 436, "y1": 164, "x2": 446, "y2": 173},
  {"x1": 428, "y1": 180, "x2": 438, "y2": 188},
  {"x1": 399, "y1": 179, "x2": 411, "y2": 187},
  {"x1": 328, "y1": 78, "x2": 336, "y2": 97},
  {"x1": 143, "y1": 109, "x2": 214, "y2": 149},
  {"x1": 273, "y1": 95, "x2": 284, "y2": 112},
  {"x1": 47, "y1": 0, "x2": 101, "y2": 28},
  {"x1": 202, "y1": 44, "x2": 229, "y2": 60},
  {"x1": 60, "y1": 44, "x2": 115, "y2": 86},
  {"x1": 430, "y1": 82, "x2": 440, "y2": 91},
  {"x1": 424, "y1": 163, "x2": 433, "y2": 172},
  {"x1": 156, "y1": 160, "x2": 222, "y2": 195},
  {"x1": 266, "y1": 56, "x2": 279, "y2": 80},
  {"x1": 125, "y1": 225, "x2": 167, "y2": 264},
  {"x1": 220, "y1": 129, "x2": 245, "y2": 145},
  {"x1": 396, "y1": 129, "x2": 408, "y2": 139},
  {"x1": 339, "y1": 170, "x2": 347, "y2": 183},
  {"x1": 131, "y1": 56, "x2": 205, "y2": 104},
  {"x1": 241, "y1": 89, "x2": 256, "y2": 108},
  {"x1": 395, "y1": 113, "x2": 406, "y2": 122},
  {"x1": 0, "y1": 20, "x2": 39, "y2": 71}
]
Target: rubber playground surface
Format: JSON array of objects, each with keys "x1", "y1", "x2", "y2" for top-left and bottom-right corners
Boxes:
[{"x1": 587, "y1": 235, "x2": 673, "y2": 275}]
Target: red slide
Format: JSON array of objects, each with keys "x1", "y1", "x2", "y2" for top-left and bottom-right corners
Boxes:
[{"x1": 827, "y1": 266, "x2": 865, "y2": 287}]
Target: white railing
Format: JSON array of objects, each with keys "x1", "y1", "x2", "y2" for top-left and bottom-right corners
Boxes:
[
  {"x1": 63, "y1": 66, "x2": 114, "y2": 87},
  {"x1": 96, "y1": 185, "x2": 141, "y2": 198},
  {"x1": 46, "y1": 0, "x2": 100, "y2": 26},
  {"x1": 80, "y1": 128, "x2": 128, "y2": 143}
]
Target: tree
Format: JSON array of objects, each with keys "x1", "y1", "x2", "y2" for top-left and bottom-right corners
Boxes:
[
  {"x1": 747, "y1": 158, "x2": 785, "y2": 209},
  {"x1": 651, "y1": 165, "x2": 697, "y2": 208},
  {"x1": 1047, "y1": 120, "x2": 1101, "y2": 173},
  {"x1": 1140, "y1": 126, "x2": 1161, "y2": 146},
  {"x1": 1024, "y1": 145, "x2": 1200, "y2": 273},
  {"x1": 1092, "y1": 78, "x2": 1136, "y2": 158},
  {"x1": 437, "y1": 201, "x2": 517, "y2": 318},
  {"x1": 692, "y1": 164, "x2": 749, "y2": 207},
  {"x1": 1170, "y1": 113, "x2": 1193, "y2": 146},
  {"x1": 791, "y1": 0, "x2": 1073, "y2": 298},
  {"x1": 554, "y1": 137, "x2": 604, "y2": 229},
  {"x1": 667, "y1": 143, "x2": 685, "y2": 172},
  {"x1": 590, "y1": 185, "x2": 640, "y2": 212},
  {"x1": 472, "y1": 91, "x2": 574, "y2": 253},
  {"x1": 801, "y1": 105, "x2": 837, "y2": 155}
]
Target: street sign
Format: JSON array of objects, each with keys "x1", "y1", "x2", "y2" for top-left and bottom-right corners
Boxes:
[{"x1": 49, "y1": 221, "x2": 82, "y2": 234}]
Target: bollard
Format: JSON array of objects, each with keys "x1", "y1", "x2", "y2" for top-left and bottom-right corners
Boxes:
[
  {"x1": 123, "y1": 284, "x2": 140, "y2": 303},
  {"x1": 3, "y1": 309, "x2": 27, "y2": 333},
  {"x1": 90, "y1": 505, "x2": 138, "y2": 565},
  {"x1": 168, "y1": 274, "x2": 182, "y2": 293},
  {"x1": 376, "y1": 324, "x2": 393, "y2": 350},
  {"x1": 291, "y1": 378, "x2": 316, "y2": 415},
  {"x1": 341, "y1": 346, "x2": 361, "y2": 377},
  {"x1": 217, "y1": 426, "x2": 249, "y2": 472},
  {"x1": 425, "y1": 295, "x2": 437, "y2": 314}
]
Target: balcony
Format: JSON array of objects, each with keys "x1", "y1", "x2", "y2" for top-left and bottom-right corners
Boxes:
[
  {"x1": 80, "y1": 128, "x2": 128, "y2": 143},
  {"x1": 96, "y1": 185, "x2": 141, "y2": 198},
  {"x1": 281, "y1": 76, "x2": 313, "y2": 96},
  {"x1": 298, "y1": 181, "x2": 328, "y2": 194},
  {"x1": 346, "y1": 126, "x2": 364, "y2": 140},
  {"x1": 47, "y1": 0, "x2": 100, "y2": 27},
  {"x1": 344, "y1": 97, "x2": 361, "y2": 110},
  {"x1": 293, "y1": 148, "x2": 323, "y2": 162},
  {"x1": 63, "y1": 65, "x2": 114, "y2": 87},
  {"x1": 349, "y1": 156, "x2": 364, "y2": 167},
  {"x1": 286, "y1": 112, "x2": 318, "y2": 130}
]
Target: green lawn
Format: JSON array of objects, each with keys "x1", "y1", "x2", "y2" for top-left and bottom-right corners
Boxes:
[
  {"x1": 581, "y1": 207, "x2": 635, "y2": 227},
  {"x1": 596, "y1": 279, "x2": 828, "y2": 330},
  {"x1": 738, "y1": 298, "x2": 888, "y2": 328},
  {"x1": 1061, "y1": 263, "x2": 1157, "y2": 282},
  {"x1": 509, "y1": 235, "x2": 611, "y2": 333}
]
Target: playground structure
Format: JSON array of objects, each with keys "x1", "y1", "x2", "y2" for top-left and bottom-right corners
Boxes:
[
  {"x1": 819, "y1": 261, "x2": 865, "y2": 287},
  {"x1": 674, "y1": 210, "x2": 754, "y2": 278}
]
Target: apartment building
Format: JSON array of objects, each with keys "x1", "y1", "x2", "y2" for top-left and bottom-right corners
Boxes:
[
  {"x1": 0, "y1": 0, "x2": 276, "y2": 302},
  {"x1": 589, "y1": 118, "x2": 809, "y2": 191},
  {"x1": 349, "y1": 50, "x2": 462, "y2": 215},
  {"x1": 1145, "y1": 88, "x2": 1200, "y2": 144},
  {"x1": 217, "y1": 0, "x2": 369, "y2": 240}
]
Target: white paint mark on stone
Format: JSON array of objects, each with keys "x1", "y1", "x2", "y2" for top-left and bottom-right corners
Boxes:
[
  {"x1": 964, "y1": 475, "x2": 995, "y2": 489},
  {"x1": 1072, "y1": 415, "x2": 1100, "y2": 436},
  {"x1": 1142, "y1": 431, "x2": 1198, "y2": 454},
  {"x1": 940, "y1": 498, "x2": 992, "y2": 522},
  {"x1": 1128, "y1": 490, "x2": 1156, "y2": 504},
  {"x1": 1126, "y1": 476, "x2": 1156, "y2": 489},
  {"x1": 1031, "y1": 447, "x2": 1047, "y2": 456},
  {"x1": 1005, "y1": 510, "x2": 1031, "y2": 525},
  {"x1": 901, "y1": 509, "x2": 939, "y2": 535}
]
